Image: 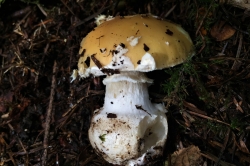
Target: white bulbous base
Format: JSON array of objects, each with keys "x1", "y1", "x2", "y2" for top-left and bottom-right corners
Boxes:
[{"x1": 88, "y1": 72, "x2": 168, "y2": 165}]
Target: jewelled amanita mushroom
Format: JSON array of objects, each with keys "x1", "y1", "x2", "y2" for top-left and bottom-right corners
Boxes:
[{"x1": 76, "y1": 15, "x2": 194, "y2": 165}]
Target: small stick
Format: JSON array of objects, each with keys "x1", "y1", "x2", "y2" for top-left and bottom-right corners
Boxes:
[
  {"x1": 41, "y1": 61, "x2": 57, "y2": 166},
  {"x1": 70, "y1": 4, "x2": 111, "y2": 29},
  {"x1": 164, "y1": 5, "x2": 176, "y2": 18},
  {"x1": 37, "y1": 4, "x2": 47, "y2": 17},
  {"x1": 13, "y1": 10, "x2": 31, "y2": 30},
  {"x1": 195, "y1": 1, "x2": 214, "y2": 36},
  {"x1": 60, "y1": 0, "x2": 75, "y2": 16},
  {"x1": 1, "y1": 135, "x2": 17, "y2": 166},
  {"x1": 186, "y1": 110, "x2": 240, "y2": 131},
  {"x1": 201, "y1": 152, "x2": 236, "y2": 166},
  {"x1": 231, "y1": 32, "x2": 243, "y2": 71},
  {"x1": 215, "y1": 127, "x2": 230, "y2": 166},
  {"x1": 8, "y1": 123, "x2": 27, "y2": 155}
]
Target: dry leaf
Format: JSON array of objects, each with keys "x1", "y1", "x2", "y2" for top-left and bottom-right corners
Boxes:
[
  {"x1": 182, "y1": 111, "x2": 195, "y2": 127},
  {"x1": 171, "y1": 145, "x2": 202, "y2": 166},
  {"x1": 210, "y1": 20, "x2": 236, "y2": 41},
  {"x1": 239, "y1": 140, "x2": 250, "y2": 154},
  {"x1": 206, "y1": 75, "x2": 222, "y2": 85},
  {"x1": 233, "y1": 97, "x2": 244, "y2": 113},
  {"x1": 200, "y1": 26, "x2": 207, "y2": 36},
  {"x1": 183, "y1": 101, "x2": 207, "y2": 115},
  {"x1": 220, "y1": 0, "x2": 250, "y2": 9}
]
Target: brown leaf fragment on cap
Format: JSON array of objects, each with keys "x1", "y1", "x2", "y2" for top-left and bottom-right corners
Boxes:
[
  {"x1": 99, "y1": 48, "x2": 106, "y2": 53},
  {"x1": 135, "y1": 30, "x2": 139, "y2": 35},
  {"x1": 96, "y1": 35, "x2": 104, "y2": 46},
  {"x1": 143, "y1": 43, "x2": 150, "y2": 52},
  {"x1": 135, "y1": 105, "x2": 151, "y2": 116},
  {"x1": 80, "y1": 49, "x2": 86, "y2": 57},
  {"x1": 107, "y1": 113, "x2": 117, "y2": 118},
  {"x1": 210, "y1": 20, "x2": 236, "y2": 41},
  {"x1": 101, "y1": 68, "x2": 120, "y2": 76},
  {"x1": 96, "y1": 35, "x2": 104, "y2": 39},
  {"x1": 91, "y1": 54, "x2": 102, "y2": 69},
  {"x1": 120, "y1": 43, "x2": 125, "y2": 48},
  {"x1": 165, "y1": 29, "x2": 173, "y2": 36}
]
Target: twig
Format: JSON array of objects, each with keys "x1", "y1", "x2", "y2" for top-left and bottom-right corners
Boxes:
[
  {"x1": 195, "y1": 0, "x2": 214, "y2": 36},
  {"x1": 11, "y1": 6, "x2": 31, "y2": 18},
  {"x1": 186, "y1": 110, "x2": 240, "y2": 131},
  {"x1": 231, "y1": 32, "x2": 243, "y2": 71},
  {"x1": 62, "y1": 96, "x2": 87, "y2": 118},
  {"x1": 208, "y1": 64, "x2": 250, "y2": 87},
  {"x1": 13, "y1": 142, "x2": 43, "y2": 156},
  {"x1": 60, "y1": 0, "x2": 75, "y2": 16},
  {"x1": 37, "y1": 4, "x2": 47, "y2": 17},
  {"x1": 13, "y1": 146, "x2": 44, "y2": 156},
  {"x1": 42, "y1": 61, "x2": 57, "y2": 166},
  {"x1": 196, "y1": 31, "x2": 206, "y2": 55},
  {"x1": 183, "y1": 100, "x2": 207, "y2": 115},
  {"x1": 209, "y1": 56, "x2": 250, "y2": 63},
  {"x1": 35, "y1": 44, "x2": 49, "y2": 87},
  {"x1": 215, "y1": 127, "x2": 231, "y2": 166},
  {"x1": 1, "y1": 133, "x2": 17, "y2": 166},
  {"x1": 70, "y1": 4, "x2": 111, "y2": 29},
  {"x1": 201, "y1": 152, "x2": 236, "y2": 166},
  {"x1": 33, "y1": 19, "x2": 53, "y2": 28},
  {"x1": 13, "y1": 10, "x2": 31, "y2": 30},
  {"x1": 57, "y1": 92, "x2": 103, "y2": 129},
  {"x1": 209, "y1": 139, "x2": 250, "y2": 162},
  {"x1": 164, "y1": 5, "x2": 176, "y2": 18},
  {"x1": 8, "y1": 123, "x2": 28, "y2": 165}
]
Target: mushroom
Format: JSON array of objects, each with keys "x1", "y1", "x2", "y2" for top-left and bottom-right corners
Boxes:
[{"x1": 77, "y1": 15, "x2": 194, "y2": 165}]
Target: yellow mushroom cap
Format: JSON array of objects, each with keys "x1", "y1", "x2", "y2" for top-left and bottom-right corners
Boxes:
[{"x1": 78, "y1": 15, "x2": 194, "y2": 77}]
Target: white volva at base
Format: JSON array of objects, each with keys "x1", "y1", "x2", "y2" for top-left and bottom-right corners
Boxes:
[{"x1": 88, "y1": 72, "x2": 168, "y2": 166}]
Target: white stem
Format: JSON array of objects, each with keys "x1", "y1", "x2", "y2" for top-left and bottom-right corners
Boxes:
[{"x1": 104, "y1": 77, "x2": 157, "y2": 116}]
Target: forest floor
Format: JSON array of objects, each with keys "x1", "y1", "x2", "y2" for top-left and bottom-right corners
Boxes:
[{"x1": 0, "y1": 0, "x2": 250, "y2": 165}]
